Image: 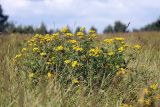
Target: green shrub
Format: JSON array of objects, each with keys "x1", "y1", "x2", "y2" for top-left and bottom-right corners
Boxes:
[{"x1": 14, "y1": 27, "x2": 141, "y2": 87}]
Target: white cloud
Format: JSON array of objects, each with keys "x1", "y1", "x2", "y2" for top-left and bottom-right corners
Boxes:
[{"x1": 0, "y1": 0, "x2": 160, "y2": 32}]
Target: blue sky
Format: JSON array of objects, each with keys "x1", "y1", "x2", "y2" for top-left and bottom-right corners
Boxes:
[{"x1": 0, "y1": 0, "x2": 160, "y2": 32}]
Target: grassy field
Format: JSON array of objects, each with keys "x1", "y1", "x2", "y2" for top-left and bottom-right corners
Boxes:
[{"x1": 0, "y1": 32, "x2": 160, "y2": 107}]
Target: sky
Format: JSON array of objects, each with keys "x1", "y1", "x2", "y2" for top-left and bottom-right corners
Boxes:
[{"x1": 0, "y1": 0, "x2": 160, "y2": 32}]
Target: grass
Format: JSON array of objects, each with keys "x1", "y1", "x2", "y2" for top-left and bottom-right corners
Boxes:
[{"x1": 0, "y1": 32, "x2": 160, "y2": 107}]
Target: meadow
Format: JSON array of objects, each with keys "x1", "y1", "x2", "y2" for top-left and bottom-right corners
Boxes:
[{"x1": 0, "y1": 30, "x2": 160, "y2": 107}]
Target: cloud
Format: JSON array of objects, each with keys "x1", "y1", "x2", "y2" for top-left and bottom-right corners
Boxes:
[{"x1": 0, "y1": 0, "x2": 160, "y2": 32}]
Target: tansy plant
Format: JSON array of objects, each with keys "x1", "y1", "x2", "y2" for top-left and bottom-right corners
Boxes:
[{"x1": 14, "y1": 27, "x2": 141, "y2": 87}]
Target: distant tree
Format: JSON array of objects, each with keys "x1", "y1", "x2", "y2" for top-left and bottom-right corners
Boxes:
[
  {"x1": 35, "y1": 22, "x2": 48, "y2": 34},
  {"x1": 54, "y1": 29, "x2": 60, "y2": 33},
  {"x1": 103, "y1": 25, "x2": 114, "y2": 34},
  {"x1": 90, "y1": 26, "x2": 98, "y2": 33},
  {"x1": 0, "y1": 4, "x2": 8, "y2": 32},
  {"x1": 23, "y1": 25, "x2": 34, "y2": 34},
  {"x1": 48, "y1": 29, "x2": 54, "y2": 34},
  {"x1": 133, "y1": 28, "x2": 139, "y2": 32},
  {"x1": 75, "y1": 26, "x2": 81, "y2": 34},
  {"x1": 114, "y1": 21, "x2": 127, "y2": 33},
  {"x1": 66, "y1": 26, "x2": 72, "y2": 33},
  {"x1": 5, "y1": 22, "x2": 16, "y2": 33},
  {"x1": 16, "y1": 25, "x2": 24, "y2": 34},
  {"x1": 140, "y1": 17, "x2": 160, "y2": 31}
]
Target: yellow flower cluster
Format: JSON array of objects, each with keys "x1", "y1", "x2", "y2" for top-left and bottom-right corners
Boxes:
[
  {"x1": 47, "y1": 72, "x2": 54, "y2": 79},
  {"x1": 68, "y1": 39, "x2": 77, "y2": 44},
  {"x1": 64, "y1": 60, "x2": 79, "y2": 68},
  {"x1": 40, "y1": 52, "x2": 47, "y2": 56},
  {"x1": 21, "y1": 48, "x2": 27, "y2": 52},
  {"x1": 73, "y1": 45, "x2": 83, "y2": 52},
  {"x1": 89, "y1": 47, "x2": 101, "y2": 57},
  {"x1": 118, "y1": 47, "x2": 125, "y2": 52},
  {"x1": 107, "y1": 52, "x2": 114, "y2": 56},
  {"x1": 72, "y1": 77, "x2": 79, "y2": 84},
  {"x1": 89, "y1": 29, "x2": 96, "y2": 34},
  {"x1": 64, "y1": 59, "x2": 71, "y2": 64},
  {"x1": 66, "y1": 33, "x2": 73, "y2": 37},
  {"x1": 15, "y1": 54, "x2": 22, "y2": 59},
  {"x1": 138, "y1": 83, "x2": 160, "y2": 106},
  {"x1": 116, "y1": 68, "x2": 126, "y2": 76},
  {"x1": 60, "y1": 26, "x2": 69, "y2": 33},
  {"x1": 134, "y1": 44, "x2": 141, "y2": 49},
  {"x1": 55, "y1": 45, "x2": 64, "y2": 51},
  {"x1": 15, "y1": 26, "x2": 142, "y2": 86},
  {"x1": 71, "y1": 61, "x2": 79, "y2": 68},
  {"x1": 33, "y1": 47, "x2": 39, "y2": 52},
  {"x1": 76, "y1": 32, "x2": 84, "y2": 38},
  {"x1": 104, "y1": 39, "x2": 113, "y2": 44}
]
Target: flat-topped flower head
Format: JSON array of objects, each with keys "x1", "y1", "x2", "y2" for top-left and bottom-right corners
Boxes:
[
  {"x1": 64, "y1": 59, "x2": 71, "y2": 64},
  {"x1": 73, "y1": 45, "x2": 83, "y2": 52},
  {"x1": 60, "y1": 26, "x2": 69, "y2": 33},
  {"x1": 89, "y1": 47, "x2": 101, "y2": 57},
  {"x1": 55, "y1": 45, "x2": 64, "y2": 51},
  {"x1": 134, "y1": 44, "x2": 141, "y2": 49},
  {"x1": 72, "y1": 61, "x2": 79, "y2": 68},
  {"x1": 68, "y1": 39, "x2": 77, "y2": 44},
  {"x1": 104, "y1": 39, "x2": 113, "y2": 44}
]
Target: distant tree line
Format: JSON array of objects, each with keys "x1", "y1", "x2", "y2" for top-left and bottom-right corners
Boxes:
[{"x1": 0, "y1": 4, "x2": 160, "y2": 35}]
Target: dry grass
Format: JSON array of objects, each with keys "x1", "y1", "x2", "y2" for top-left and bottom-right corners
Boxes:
[{"x1": 0, "y1": 32, "x2": 160, "y2": 107}]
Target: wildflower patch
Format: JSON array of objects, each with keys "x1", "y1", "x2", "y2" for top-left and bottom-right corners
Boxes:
[{"x1": 15, "y1": 27, "x2": 141, "y2": 85}]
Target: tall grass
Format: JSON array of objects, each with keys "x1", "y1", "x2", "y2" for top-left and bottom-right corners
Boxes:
[{"x1": 0, "y1": 32, "x2": 160, "y2": 107}]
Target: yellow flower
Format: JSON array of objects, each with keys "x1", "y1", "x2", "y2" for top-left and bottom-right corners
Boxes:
[
  {"x1": 60, "y1": 26, "x2": 69, "y2": 33},
  {"x1": 46, "y1": 60, "x2": 54, "y2": 65},
  {"x1": 72, "y1": 61, "x2": 79, "y2": 68},
  {"x1": 15, "y1": 54, "x2": 22, "y2": 59},
  {"x1": 52, "y1": 32, "x2": 59, "y2": 37},
  {"x1": 68, "y1": 39, "x2": 77, "y2": 44},
  {"x1": 80, "y1": 27, "x2": 85, "y2": 32},
  {"x1": 143, "y1": 88, "x2": 149, "y2": 94},
  {"x1": 29, "y1": 72, "x2": 34, "y2": 78},
  {"x1": 21, "y1": 48, "x2": 27, "y2": 52},
  {"x1": 150, "y1": 83, "x2": 158, "y2": 90},
  {"x1": 89, "y1": 29, "x2": 96, "y2": 34},
  {"x1": 104, "y1": 39, "x2": 113, "y2": 44},
  {"x1": 89, "y1": 34, "x2": 97, "y2": 39},
  {"x1": 40, "y1": 52, "x2": 47, "y2": 56},
  {"x1": 116, "y1": 65, "x2": 120, "y2": 68},
  {"x1": 72, "y1": 78, "x2": 79, "y2": 84},
  {"x1": 116, "y1": 68, "x2": 126, "y2": 75},
  {"x1": 134, "y1": 44, "x2": 141, "y2": 49},
  {"x1": 144, "y1": 99, "x2": 151, "y2": 105},
  {"x1": 138, "y1": 98, "x2": 144, "y2": 104},
  {"x1": 66, "y1": 33, "x2": 73, "y2": 37},
  {"x1": 73, "y1": 46, "x2": 83, "y2": 52},
  {"x1": 33, "y1": 47, "x2": 40, "y2": 52},
  {"x1": 89, "y1": 47, "x2": 101, "y2": 57},
  {"x1": 33, "y1": 43, "x2": 37, "y2": 47},
  {"x1": 47, "y1": 72, "x2": 53, "y2": 79},
  {"x1": 115, "y1": 37, "x2": 125, "y2": 41},
  {"x1": 76, "y1": 32, "x2": 84, "y2": 38},
  {"x1": 107, "y1": 52, "x2": 114, "y2": 56},
  {"x1": 155, "y1": 94, "x2": 160, "y2": 100},
  {"x1": 118, "y1": 47, "x2": 125, "y2": 52},
  {"x1": 64, "y1": 60, "x2": 71, "y2": 64},
  {"x1": 55, "y1": 45, "x2": 64, "y2": 51}
]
